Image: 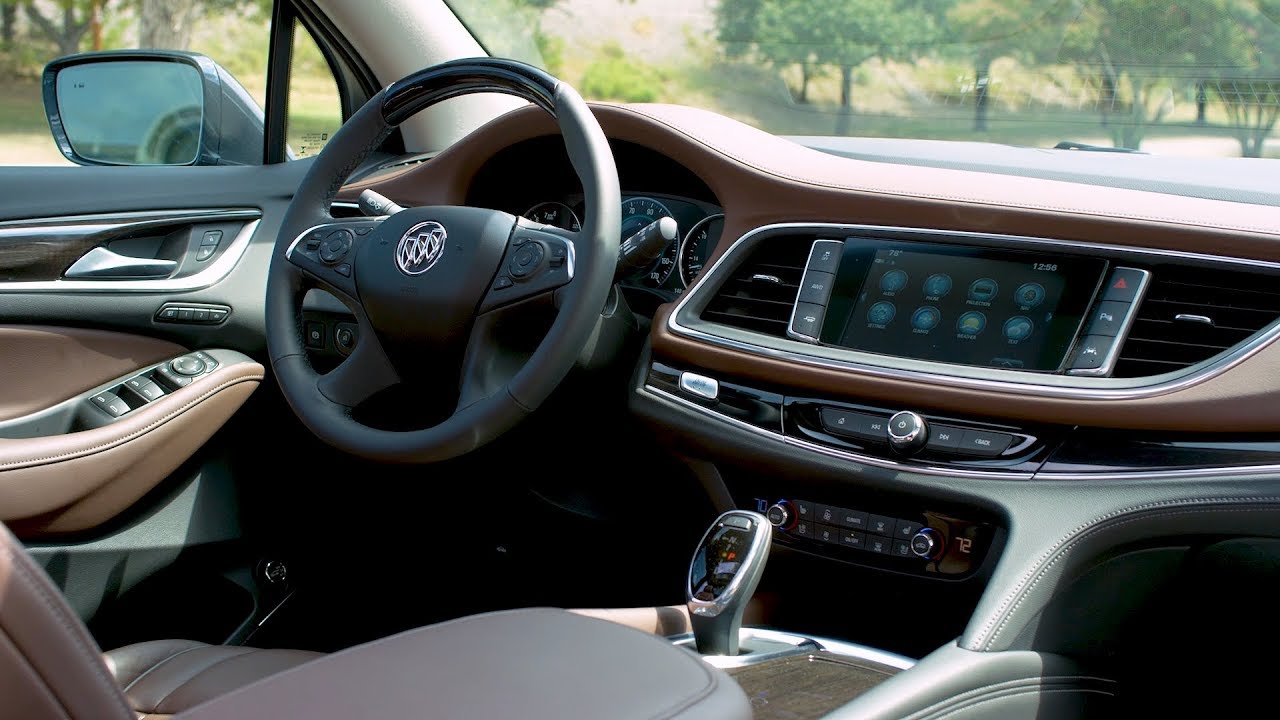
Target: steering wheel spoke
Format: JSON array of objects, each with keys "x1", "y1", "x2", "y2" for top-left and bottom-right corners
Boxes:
[
  {"x1": 479, "y1": 225, "x2": 576, "y2": 313},
  {"x1": 316, "y1": 310, "x2": 401, "y2": 408},
  {"x1": 286, "y1": 218, "x2": 382, "y2": 300}
]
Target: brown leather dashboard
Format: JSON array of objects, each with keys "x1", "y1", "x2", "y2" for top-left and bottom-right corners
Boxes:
[{"x1": 342, "y1": 103, "x2": 1280, "y2": 431}]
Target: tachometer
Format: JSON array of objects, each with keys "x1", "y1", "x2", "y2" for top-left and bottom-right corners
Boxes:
[
  {"x1": 621, "y1": 197, "x2": 677, "y2": 288},
  {"x1": 523, "y1": 201, "x2": 581, "y2": 231},
  {"x1": 678, "y1": 214, "x2": 725, "y2": 287}
]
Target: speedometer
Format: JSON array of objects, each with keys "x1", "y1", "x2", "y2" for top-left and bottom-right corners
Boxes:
[
  {"x1": 621, "y1": 197, "x2": 677, "y2": 288},
  {"x1": 678, "y1": 214, "x2": 725, "y2": 287}
]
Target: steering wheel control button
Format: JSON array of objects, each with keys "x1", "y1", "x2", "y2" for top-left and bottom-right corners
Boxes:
[
  {"x1": 910, "y1": 528, "x2": 945, "y2": 560},
  {"x1": 304, "y1": 322, "x2": 325, "y2": 349},
  {"x1": 678, "y1": 372, "x2": 719, "y2": 401},
  {"x1": 171, "y1": 356, "x2": 206, "y2": 377},
  {"x1": 957, "y1": 429, "x2": 1014, "y2": 458},
  {"x1": 888, "y1": 411, "x2": 928, "y2": 454},
  {"x1": 509, "y1": 243, "x2": 545, "y2": 278},
  {"x1": 492, "y1": 275, "x2": 514, "y2": 291},
  {"x1": 335, "y1": 263, "x2": 352, "y2": 277},
  {"x1": 1067, "y1": 334, "x2": 1115, "y2": 373},
  {"x1": 319, "y1": 230, "x2": 354, "y2": 264},
  {"x1": 806, "y1": 240, "x2": 844, "y2": 274},
  {"x1": 925, "y1": 424, "x2": 963, "y2": 452},
  {"x1": 304, "y1": 231, "x2": 323, "y2": 252},
  {"x1": 548, "y1": 244, "x2": 568, "y2": 268}
]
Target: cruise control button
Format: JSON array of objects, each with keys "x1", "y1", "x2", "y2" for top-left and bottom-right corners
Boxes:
[
  {"x1": 957, "y1": 429, "x2": 1014, "y2": 457},
  {"x1": 926, "y1": 424, "x2": 964, "y2": 451},
  {"x1": 1087, "y1": 300, "x2": 1130, "y2": 337},
  {"x1": 1101, "y1": 267, "x2": 1146, "y2": 303},
  {"x1": 789, "y1": 302, "x2": 825, "y2": 340},
  {"x1": 1068, "y1": 334, "x2": 1116, "y2": 372},
  {"x1": 797, "y1": 271, "x2": 835, "y2": 306},
  {"x1": 867, "y1": 515, "x2": 895, "y2": 536},
  {"x1": 807, "y1": 241, "x2": 844, "y2": 274}
]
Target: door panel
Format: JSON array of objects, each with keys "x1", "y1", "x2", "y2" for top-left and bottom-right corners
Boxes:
[{"x1": 0, "y1": 326, "x2": 183, "y2": 422}]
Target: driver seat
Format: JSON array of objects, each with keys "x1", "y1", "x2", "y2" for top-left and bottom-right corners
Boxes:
[{"x1": 0, "y1": 523, "x2": 319, "y2": 719}]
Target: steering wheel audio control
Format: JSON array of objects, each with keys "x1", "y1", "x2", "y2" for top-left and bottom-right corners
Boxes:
[
  {"x1": 888, "y1": 411, "x2": 928, "y2": 454},
  {"x1": 910, "y1": 528, "x2": 945, "y2": 560},
  {"x1": 766, "y1": 501, "x2": 796, "y2": 530},
  {"x1": 318, "y1": 229, "x2": 354, "y2": 264}
]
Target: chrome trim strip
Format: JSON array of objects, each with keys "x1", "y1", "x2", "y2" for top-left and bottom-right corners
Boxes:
[
  {"x1": 643, "y1": 384, "x2": 1035, "y2": 480},
  {"x1": 1066, "y1": 268, "x2": 1150, "y2": 377},
  {"x1": 1037, "y1": 465, "x2": 1280, "y2": 481},
  {"x1": 677, "y1": 213, "x2": 725, "y2": 287},
  {"x1": 0, "y1": 209, "x2": 260, "y2": 293},
  {"x1": 669, "y1": 222, "x2": 1280, "y2": 401},
  {"x1": 669, "y1": 628, "x2": 916, "y2": 670}
]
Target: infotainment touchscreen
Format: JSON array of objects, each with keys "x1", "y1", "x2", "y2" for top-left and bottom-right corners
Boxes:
[{"x1": 819, "y1": 239, "x2": 1108, "y2": 372}]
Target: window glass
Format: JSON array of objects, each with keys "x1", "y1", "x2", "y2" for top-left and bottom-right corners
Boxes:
[{"x1": 286, "y1": 21, "x2": 343, "y2": 159}]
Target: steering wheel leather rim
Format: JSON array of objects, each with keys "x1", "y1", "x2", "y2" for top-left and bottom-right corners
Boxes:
[{"x1": 266, "y1": 58, "x2": 621, "y2": 462}]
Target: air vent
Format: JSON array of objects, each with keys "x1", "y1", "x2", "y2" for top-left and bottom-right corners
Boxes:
[
  {"x1": 1113, "y1": 266, "x2": 1280, "y2": 377},
  {"x1": 700, "y1": 237, "x2": 811, "y2": 337}
]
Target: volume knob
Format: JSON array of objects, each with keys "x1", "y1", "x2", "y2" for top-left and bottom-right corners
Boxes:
[{"x1": 888, "y1": 411, "x2": 928, "y2": 454}]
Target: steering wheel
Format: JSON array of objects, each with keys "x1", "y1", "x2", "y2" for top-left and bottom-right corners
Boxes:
[{"x1": 266, "y1": 59, "x2": 621, "y2": 462}]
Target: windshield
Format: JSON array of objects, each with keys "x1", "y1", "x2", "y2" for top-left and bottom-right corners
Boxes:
[{"x1": 449, "y1": 0, "x2": 1280, "y2": 159}]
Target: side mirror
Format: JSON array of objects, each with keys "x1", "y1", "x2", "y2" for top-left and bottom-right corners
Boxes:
[{"x1": 42, "y1": 50, "x2": 265, "y2": 166}]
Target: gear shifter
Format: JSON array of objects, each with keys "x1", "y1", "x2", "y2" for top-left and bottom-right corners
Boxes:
[{"x1": 687, "y1": 510, "x2": 772, "y2": 655}]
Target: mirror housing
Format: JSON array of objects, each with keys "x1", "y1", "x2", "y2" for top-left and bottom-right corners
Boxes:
[{"x1": 42, "y1": 50, "x2": 265, "y2": 166}]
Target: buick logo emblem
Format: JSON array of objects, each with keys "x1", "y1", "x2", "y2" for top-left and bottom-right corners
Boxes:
[{"x1": 395, "y1": 221, "x2": 447, "y2": 275}]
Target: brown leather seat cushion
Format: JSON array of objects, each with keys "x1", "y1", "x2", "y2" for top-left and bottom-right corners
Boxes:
[{"x1": 103, "y1": 640, "x2": 321, "y2": 719}]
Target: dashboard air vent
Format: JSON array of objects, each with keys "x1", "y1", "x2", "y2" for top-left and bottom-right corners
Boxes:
[
  {"x1": 1113, "y1": 266, "x2": 1280, "y2": 377},
  {"x1": 700, "y1": 238, "x2": 811, "y2": 337}
]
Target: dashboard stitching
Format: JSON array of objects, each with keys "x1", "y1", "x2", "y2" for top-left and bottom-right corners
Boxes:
[
  {"x1": 978, "y1": 498, "x2": 1280, "y2": 650},
  {"x1": 0, "y1": 373, "x2": 262, "y2": 471},
  {"x1": 616, "y1": 106, "x2": 1280, "y2": 237}
]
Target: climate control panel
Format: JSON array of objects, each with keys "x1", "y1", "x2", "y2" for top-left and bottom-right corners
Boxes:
[{"x1": 753, "y1": 495, "x2": 994, "y2": 578}]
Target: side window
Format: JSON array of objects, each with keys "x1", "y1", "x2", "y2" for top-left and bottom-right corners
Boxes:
[
  {"x1": 286, "y1": 21, "x2": 343, "y2": 159},
  {"x1": 0, "y1": 2, "x2": 342, "y2": 166}
]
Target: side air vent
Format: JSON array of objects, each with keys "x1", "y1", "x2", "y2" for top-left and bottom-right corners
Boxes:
[
  {"x1": 700, "y1": 238, "x2": 811, "y2": 337},
  {"x1": 1113, "y1": 266, "x2": 1280, "y2": 377}
]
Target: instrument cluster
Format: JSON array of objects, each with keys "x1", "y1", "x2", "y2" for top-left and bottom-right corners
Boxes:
[{"x1": 523, "y1": 193, "x2": 724, "y2": 293}]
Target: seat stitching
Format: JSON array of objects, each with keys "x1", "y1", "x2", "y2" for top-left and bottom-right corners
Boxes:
[
  {"x1": 151, "y1": 649, "x2": 257, "y2": 714},
  {"x1": 922, "y1": 686, "x2": 1116, "y2": 720},
  {"x1": 1, "y1": 542, "x2": 131, "y2": 713},
  {"x1": 0, "y1": 374, "x2": 261, "y2": 470},
  {"x1": 120, "y1": 645, "x2": 207, "y2": 693},
  {"x1": 977, "y1": 498, "x2": 1280, "y2": 650}
]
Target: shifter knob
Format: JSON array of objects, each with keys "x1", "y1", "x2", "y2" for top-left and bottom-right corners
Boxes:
[{"x1": 687, "y1": 510, "x2": 772, "y2": 656}]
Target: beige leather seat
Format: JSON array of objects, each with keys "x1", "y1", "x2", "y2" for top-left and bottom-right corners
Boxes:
[{"x1": 0, "y1": 523, "x2": 318, "y2": 719}]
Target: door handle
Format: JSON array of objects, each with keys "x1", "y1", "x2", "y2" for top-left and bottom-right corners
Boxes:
[{"x1": 64, "y1": 247, "x2": 177, "y2": 279}]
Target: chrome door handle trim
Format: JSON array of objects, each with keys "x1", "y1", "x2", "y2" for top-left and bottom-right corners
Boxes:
[{"x1": 64, "y1": 247, "x2": 177, "y2": 278}]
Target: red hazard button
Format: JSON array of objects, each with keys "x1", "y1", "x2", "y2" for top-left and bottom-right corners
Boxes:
[{"x1": 1101, "y1": 268, "x2": 1145, "y2": 303}]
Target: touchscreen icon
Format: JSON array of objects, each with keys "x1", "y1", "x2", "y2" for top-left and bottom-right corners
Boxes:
[
  {"x1": 867, "y1": 301, "x2": 897, "y2": 326},
  {"x1": 957, "y1": 311, "x2": 987, "y2": 336},
  {"x1": 1015, "y1": 282, "x2": 1046, "y2": 309},
  {"x1": 880, "y1": 269, "x2": 909, "y2": 294},
  {"x1": 968, "y1": 278, "x2": 999, "y2": 303},
  {"x1": 1003, "y1": 316, "x2": 1034, "y2": 342},
  {"x1": 923, "y1": 274, "x2": 952, "y2": 298},
  {"x1": 911, "y1": 306, "x2": 941, "y2": 332}
]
